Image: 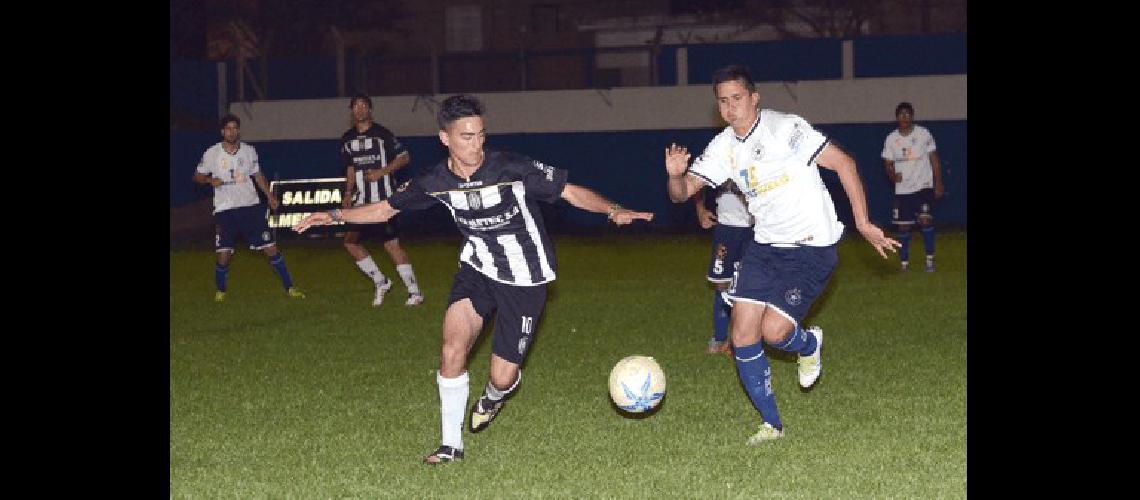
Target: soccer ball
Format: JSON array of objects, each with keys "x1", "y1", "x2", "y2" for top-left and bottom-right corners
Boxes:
[{"x1": 608, "y1": 355, "x2": 666, "y2": 413}]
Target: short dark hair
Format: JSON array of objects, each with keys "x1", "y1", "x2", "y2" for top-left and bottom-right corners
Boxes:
[
  {"x1": 437, "y1": 94, "x2": 484, "y2": 130},
  {"x1": 350, "y1": 93, "x2": 373, "y2": 109},
  {"x1": 896, "y1": 102, "x2": 914, "y2": 116},
  {"x1": 711, "y1": 65, "x2": 756, "y2": 94},
  {"x1": 220, "y1": 113, "x2": 240, "y2": 128}
]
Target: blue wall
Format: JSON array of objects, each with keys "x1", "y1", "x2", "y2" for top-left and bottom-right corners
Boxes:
[
  {"x1": 171, "y1": 34, "x2": 964, "y2": 108},
  {"x1": 170, "y1": 60, "x2": 219, "y2": 125},
  {"x1": 661, "y1": 38, "x2": 843, "y2": 85},
  {"x1": 853, "y1": 33, "x2": 967, "y2": 77},
  {"x1": 172, "y1": 122, "x2": 965, "y2": 233}
]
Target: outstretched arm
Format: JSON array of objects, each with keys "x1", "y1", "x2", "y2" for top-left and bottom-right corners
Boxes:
[
  {"x1": 816, "y1": 144, "x2": 901, "y2": 259},
  {"x1": 664, "y1": 143, "x2": 706, "y2": 203},
  {"x1": 292, "y1": 200, "x2": 400, "y2": 233},
  {"x1": 560, "y1": 183, "x2": 654, "y2": 225}
]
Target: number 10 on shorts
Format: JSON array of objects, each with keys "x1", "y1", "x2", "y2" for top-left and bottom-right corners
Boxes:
[{"x1": 521, "y1": 316, "x2": 534, "y2": 334}]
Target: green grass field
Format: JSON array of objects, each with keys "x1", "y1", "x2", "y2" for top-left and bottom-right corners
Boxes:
[{"x1": 170, "y1": 231, "x2": 966, "y2": 498}]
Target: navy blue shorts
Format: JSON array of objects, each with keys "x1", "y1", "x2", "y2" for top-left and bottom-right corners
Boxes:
[
  {"x1": 215, "y1": 205, "x2": 274, "y2": 252},
  {"x1": 892, "y1": 188, "x2": 934, "y2": 225},
  {"x1": 707, "y1": 224, "x2": 752, "y2": 283},
  {"x1": 448, "y1": 263, "x2": 547, "y2": 365},
  {"x1": 725, "y1": 242, "x2": 838, "y2": 325}
]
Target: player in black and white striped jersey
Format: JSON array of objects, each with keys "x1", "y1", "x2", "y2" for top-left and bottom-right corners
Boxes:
[
  {"x1": 339, "y1": 93, "x2": 424, "y2": 307},
  {"x1": 293, "y1": 94, "x2": 654, "y2": 465}
]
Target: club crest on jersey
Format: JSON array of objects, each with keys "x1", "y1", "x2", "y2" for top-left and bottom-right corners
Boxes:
[
  {"x1": 752, "y1": 144, "x2": 765, "y2": 161},
  {"x1": 785, "y1": 287, "x2": 802, "y2": 306},
  {"x1": 397, "y1": 180, "x2": 411, "y2": 192},
  {"x1": 467, "y1": 191, "x2": 483, "y2": 210},
  {"x1": 262, "y1": 231, "x2": 271, "y2": 241}
]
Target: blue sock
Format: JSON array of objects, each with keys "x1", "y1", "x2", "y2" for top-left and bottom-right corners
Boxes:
[
  {"x1": 733, "y1": 341, "x2": 782, "y2": 430},
  {"x1": 269, "y1": 254, "x2": 294, "y2": 290},
  {"x1": 770, "y1": 324, "x2": 818, "y2": 356},
  {"x1": 712, "y1": 290, "x2": 731, "y2": 342},
  {"x1": 215, "y1": 263, "x2": 229, "y2": 292},
  {"x1": 897, "y1": 231, "x2": 911, "y2": 263},
  {"x1": 921, "y1": 226, "x2": 935, "y2": 257}
]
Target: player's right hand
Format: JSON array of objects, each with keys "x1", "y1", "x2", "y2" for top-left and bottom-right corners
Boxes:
[
  {"x1": 698, "y1": 209, "x2": 717, "y2": 229},
  {"x1": 665, "y1": 143, "x2": 691, "y2": 177},
  {"x1": 292, "y1": 212, "x2": 333, "y2": 233},
  {"x1": 210, "y1": 178, "x2": 223, "y2": 187}
]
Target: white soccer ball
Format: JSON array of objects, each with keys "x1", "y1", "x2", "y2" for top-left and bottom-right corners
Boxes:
[{"x1": 608, "y1": 355, "x2": 666, "y2": 413}]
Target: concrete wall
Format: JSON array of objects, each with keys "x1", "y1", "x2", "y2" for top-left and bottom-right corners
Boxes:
[{"x1": 230, "y1": 75, "x2": 966, "y2": 140}]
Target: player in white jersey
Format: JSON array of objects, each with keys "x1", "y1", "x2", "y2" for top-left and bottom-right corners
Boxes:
[
  {"x1": 665, "y1": 65, "x2": 898, "y2": 444},
  {"x1": 293, "y1": 94, "x2": 653, "y2": 465},
  {"x1": 693, "y1": 180, "x2": 753, "y2": 354},
  {"x1": 192, "y1": 114, "x2": 304, "y2": 301},
  {"x1": 339, "y1": 94, "x2": 424, "y2": 307},
  {"x1": 881, "y1": 102, "x2": 943, "y2": 272}
]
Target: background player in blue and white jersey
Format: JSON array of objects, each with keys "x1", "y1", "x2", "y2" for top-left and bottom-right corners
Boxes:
[
  {"x1": 693, "y1": 181, "x2": 752, "y2": 354},
  {"x1": 293, "y1": 94, "x2": 654, "y2": 465},
  {"x1": 881, "y1": 102, "x2": 943, "y2": 272},
  {"x1": 665, "y1": 65, "x2": 898, "y2": 444},
  {"x1": 340, "y1": 93, "x2": 424, "y2": 306},
  {"x1": 193, "y1": 114, "x2": 304, "y2": 301}
]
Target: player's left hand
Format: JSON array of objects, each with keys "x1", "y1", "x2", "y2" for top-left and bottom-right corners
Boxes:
[
  {"x1": 292, "y1": 212, "x2": 334, "y2": 233},
  {"x1": 267, "y1": 197, "x2": 279, "y2": 211},
  {"x1": 610, "y1": 209, "x2": 654, "y2": 226},
  {"x1": 934, "y1": 183, "x2": 944, "y2": 200},
  {"x1": 856, "y1": 222, "x2": 901, "y2": 259}
]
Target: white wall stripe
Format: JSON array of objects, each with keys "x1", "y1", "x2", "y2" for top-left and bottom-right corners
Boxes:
[{"x1": 233, "y1": 75, "x2": 967, "y2": 141}]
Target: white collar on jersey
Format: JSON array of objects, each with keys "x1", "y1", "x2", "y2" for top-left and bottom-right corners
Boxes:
[{"x1": 734, "y1": 111, "x2": 761, "y2": 143}]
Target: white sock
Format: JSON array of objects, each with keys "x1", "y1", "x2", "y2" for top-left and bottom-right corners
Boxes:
[
  {"x1": 437, "y1": 370, "x2": 469, "y2": 450},
  {"x1": 355, "y1": 257, "x2": 388, "y2": 287},
  {"x1": 397, "y1": 264, "x2": 421, "y2": 295},
  {"x1": 926, "y1": 254, "x2": 935, "y2": 263}
]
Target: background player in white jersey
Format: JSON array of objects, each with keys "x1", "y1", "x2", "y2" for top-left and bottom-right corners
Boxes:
[
  {"x1": 293, "y1": 94, "x2": 653, "y2": 465},
  {"x1": 340, "y1": 93, "x2": 424, "y2": 307},
  {"x1": 693, "y1": 181, "x2": 752, "y2": 355},
  {"x1": 881, "y1": 102, "x2": 943, "y2": 272},
  {"x1": 193, "y1": 114, "x2": 305, "y2": 301},
  {"x1": 665, "y1": 65, "x2": 898, "y2": 444}
]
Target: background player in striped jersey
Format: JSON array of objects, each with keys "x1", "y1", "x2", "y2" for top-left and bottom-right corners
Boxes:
[
  {"x1": 193, "y1": 114, "x2": 305, "y2": 301},
  {"x1": 665, "y1": 65, "x2": 898, "y2": 444},
  {"x1": 694, "y1": 181, "x2": 753, "y2": 355},
  {"x1": 340, "y1": 93, "x2": 424, "y2": 307},
  {"x1": 881, "y1": 102, "x2": 943, "y2": 272},
  {"x1": 293, "y1": 94, "x2": 654, "y2": 465}
]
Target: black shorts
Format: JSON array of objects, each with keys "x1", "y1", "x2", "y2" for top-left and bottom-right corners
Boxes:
[
  {"x1": 448, "y1": 263, "x2": 548, "y2": 365},
  {"x1": 344, "y1": 220, "x2": 398, "y2": 243},
  {"x1": 215, "y1": 205, "x2": 274, "y2": 252},
  {"x1": 892, "y1": 188, "x2": 935, "y2": 226}
]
